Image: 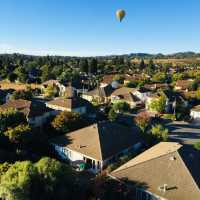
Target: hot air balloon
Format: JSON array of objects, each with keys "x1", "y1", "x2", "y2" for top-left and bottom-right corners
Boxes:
[{"x1": 116, "y1": 9, "x2": 126, "y2": 22}]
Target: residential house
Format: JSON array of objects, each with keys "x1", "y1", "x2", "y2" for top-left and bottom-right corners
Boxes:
[
  {"x1": 46, "y1": 85, "x2": 89, "y2": 115},
  {"x1": 143, "y1": 83, "x2": 169, "y2": 91},
  {"x1": 111, "y1": 87, "x2": 141, "y2": 108},
  {"x1": 82, "y1": 84, "x2": 114, "y2": 104},
  {"x1": 145, "y1": 91, "x2": 171, "y2": 113},
  {"x1": 101, "y1": 74, "x2": 118, "y2": 86},
  {"x1": 175, "y1": 79, "x2": 194, "y2": 92},
  {"x1": 190, "y1": 105, "x2": 200, "y2": 121},
  {"x1": 132, "y1": 87, "x2": 151, "y2": 103},
  {"x1": 50, "y1": 121, "x2": 142, "y2": 173},
  {"x1": 110, "y1": 142, "x2": 200, "y2": 200},
  {"x1": 0, "y1": 99, "x2": 55, "y2": 127},
  {"x1": 42, "y1": 80, "x2": 66, "y2": 96},
  {"x1": 123, "y1": 74, "x2": 146, "y2": 86},
  {"x1": 46, "y1": 97, "x2": 88, "y2": 115},
  {"x1": 71, "y1": 79, "x2": 88, "y2": 94}
]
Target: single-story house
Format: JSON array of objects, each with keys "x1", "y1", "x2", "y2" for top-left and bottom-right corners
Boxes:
[
  {"x1": 101, "y1": 74, "x2": 119, "y2": 85},
  {"x1": 46, "y1": 97, "x2": 87, "y2": 115},
  {"x1": 145, "y1": 92, "x2": 171, "y2": 113},
  {"x1": 132, "y1": 87, "x2": 151, "y2": 102},
  {"x1": 82, "y1": 84, "x2": 114, "y2": 104},
  {"x1": 110, "y1": 87, "x2": 141, "y2": 108},
  {"x1": 190, "y1": 105, "x2": 200, "y2": 120},
  {"x1": 42, "y1": 80, "x2": 66, "y2": 96},
  {"x1": 0, "y1": 99, "x2": 55, "y2": 127},
  {"x1": 110, "y1": 142, "x2": 200, "y2": 200},
  {"x1": 144, "y1": 83, "x2": 169, "y2": 91},
  {"x1": 175, "y1": 79, "x2": 194, "y2": 91},
  {"x1": 50, "y1": 121, "x2": 142, "y2": 173},
  {"x1": 46, "y1": 84, "x2": 89, "y2": 115}
]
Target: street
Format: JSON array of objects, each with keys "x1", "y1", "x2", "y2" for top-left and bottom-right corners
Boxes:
[{"x1": 167, "y1": 121, "x2": 200, "y2": 145}]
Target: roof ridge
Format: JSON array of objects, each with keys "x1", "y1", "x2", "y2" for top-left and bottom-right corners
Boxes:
[
  {"x1": 113, "y1": 149, "x2": 179, "y2": 174},
  {"x1": 96, "y1": 123, "x2": 104, "y2": 161}
]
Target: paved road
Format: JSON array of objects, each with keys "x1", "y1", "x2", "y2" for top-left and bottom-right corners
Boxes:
[{"x1": 167, "y1": 121, "x2": 200, "y2": 145}]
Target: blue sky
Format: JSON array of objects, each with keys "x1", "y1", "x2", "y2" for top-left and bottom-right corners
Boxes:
[{"x1": 0, "y1": 0, "x2": 200, "y2": 56}]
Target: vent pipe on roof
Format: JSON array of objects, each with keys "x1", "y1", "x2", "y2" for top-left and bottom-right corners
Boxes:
[
  {"x1": 158, "y1": 184, "x2": 168, "y2": 193},
  {"x1": 170, "y1": 156, "x2": 176, "y2": 161}
]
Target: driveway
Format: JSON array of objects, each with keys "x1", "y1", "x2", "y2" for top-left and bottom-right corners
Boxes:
[{"x1": 166, "y1": 121, "x2": 200, "y2": 145}]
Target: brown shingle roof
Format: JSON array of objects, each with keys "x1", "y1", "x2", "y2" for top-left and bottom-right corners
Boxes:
[
  {"x1": 102, "y1": 74, "x2": 118, "y2": 84},
  {"x1": 175, "y1": 80, "x2": 193, "y2": 90},
  {"x1": 87, "y1": 85, "x2": 114, "y2": 98},
  {"x1": 0, "y1": 99, "x2": 31, "y2": 116},
  {"x1": 47, "y1": 97, "x2": 86, "y2": 110},
  {"x1": 42, "y1": 79, "x2": 60, "y2": 86},
  {"x1": 111, "y1": 142, "x2": 200, "y2": 200},
  {"x1": 51, "y1": 121, "x2": 141, "y2": 161},
  {"x1": 111, "y1": 87, "x2": 135, "y2": 96},
  {"x1": 0, "y1": 99, "x2": 51, "y2": 118}
]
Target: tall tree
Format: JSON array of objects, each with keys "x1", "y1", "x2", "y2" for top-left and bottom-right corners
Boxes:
[
  {"x1": 51, "y1": 111, "x2": 86, "y2": 133},
  {"x1": 88, "y1": 58, "x2": 97, "y2": 74},
  {"x1": 41, "y1": 64, "x2": 50, "y2": 82},
  {"x1": 139, "y1": 59, "x2": 146, "y2": 70},
  {"x1": 79, "y1": 59, "x2": 89, "y2": 73},
  {"x1": 146, "y1": 59, "x2": 155, "y2": 74}
]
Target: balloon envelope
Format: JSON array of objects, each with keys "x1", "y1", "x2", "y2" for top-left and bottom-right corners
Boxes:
[{"x1": 116, "y1": 9, "x2": 126, "y2": 22}]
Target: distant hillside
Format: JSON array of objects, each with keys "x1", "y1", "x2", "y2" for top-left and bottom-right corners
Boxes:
[{"x1": 0, "y1": 51, "x2": 200, "y2": 59}]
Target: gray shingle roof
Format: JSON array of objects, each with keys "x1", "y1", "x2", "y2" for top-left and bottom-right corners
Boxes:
[
  {"x1": 51, "y1": 121, "x2": 141, "y2": 161},
  {"x1": 111, "y1": 142, "x2": 200, "y2": 200}
]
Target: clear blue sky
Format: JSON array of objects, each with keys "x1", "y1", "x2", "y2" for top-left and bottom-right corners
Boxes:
[{"x1": 0, "y1": 0, "x2": 200, "y2": 56}]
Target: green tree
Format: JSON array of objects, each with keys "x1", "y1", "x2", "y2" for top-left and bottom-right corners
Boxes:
[
  {"x1": 172, "y1": 73, "x2": 184, "y2": 82},
  {"x1": 41, "y1": 64, "x2": 50, "y2": 82},
  {"x1": 112, "y1": 102, "x2": 130, "y2": 113},
  {"x1": 194, "y1": 141, "x2": 200, "y2": 151},
  {"x1": 108, "y1": 108, "x2": 118, "y2": 121},
  {"x1": 44, "y1": 85, "x2": 58, "y2": 98},
  {"x1": 151, "y1": 124, "x2": 168, "y2": 142},
  {"x1": 0, "y1": 162, "x2": 11, "y2": 177},
  {"x1": 0, "y1": 109, "x2": 27, "y2": 133},
  {"x1": 51, "y1": 111, "x2": 86, "y2": 133},
  {"x1": 0, "y1": 161, "x2": 38, "y2": 200},
  {"x1": 35, "y1": 157, "x2": 74, "y2": 199},
  {"x1": 15, "y1": 66, "x2": 28, "y2": 83},
  {"x1": 11, "y1": 90, "x2": 33, "y2": 101},
  {"x1": 149, "y1": 95, "x2": 166, "y2": 113},
  {"x1": 8, "y1": 73, "x2": 17, "y2": 82},
  {"x1": 4, "y1": 124, "x2": 31, "y2": 145},
  {"x1": 88, "y1": 58, "x2": 98, "y2": 74},
  {"x1": 152, "y1": 72, "x2": 167, "y2": 83},
  {"x1": 146, "y1": 59, "x2": 155, "y2": 74},
  {"x1": 79, "y1": 59, "x2": 89, "y2": 73},
  {"x1": 190, "y1": 78, "x2": 200, "y2": 91},
  {"x1": 139, "y1": 59, "x2": 146, "y2": 70}
]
